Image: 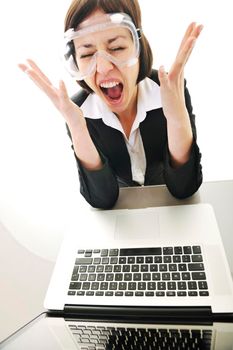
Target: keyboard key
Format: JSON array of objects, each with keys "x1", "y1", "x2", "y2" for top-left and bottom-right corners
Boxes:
[
  {"x1": 145, "y1": 256, "x2": 153, "y2": 263},
  {"x1": 182, "y1": 255, "x2": 191, "y2": 262},
  {"x1": 122, "y1": 265, "x2": 130, "y2": 272},
  {"x1": 152, "y1": 273, "x2": 161, "y2": 281},
  {"x1": 192, "y1": 246, "x2": 202, "y2": 254},
  {"x1": 159, "y1": 264, "x2": 167, "y2": 272},
  {"x1": 96, "y1": 291, "x2": 104, "y2": 296},
  {"x1": 188, "y1": 291, "x2": 198, "y2": 296},
  {"x1": 172, "y1": 273, "x2": 181, "y2": 280},
  {"x1": 173, "y1": 255, "x2": 181, "y2": 263},
  {"x1": 167, "y1": 282, "x2": 176, "y2": 290},
  {"x1": 128, "y1": 257, "x2": 135, "y2": 264},
  {"x1": 101, "y1": 249, "x2": 108, "y2": 257},
  {"x1": 77, "y1": 291, "x2": 85, "y2": 296},
  {"x1": 105, "y1": 291, "x2": 114, "y2": 296},
  {"x1": 143, "y1": 273, "x2": 151, "y2": 281},
  {"x1": 188, "y1": 281, "x2": 197, "y2": 290},
  {"x1": 100, "y1": 282, "x2": 108, "y2": 290},
  {"x1": 156, "y1": 291, "x2": 165, "y2": 296},
  {"x1": 169, "y1": 264, "x2": 177, "y2": 271},
  {"x1": 177, "y1": 282, "x2": 187, "y2": 290},
  {"x1": 147, "y1": 282, "x2": 156, "y2": 290},
  {"x1": 68, "y1": 291, "x2": 75, "y2": 295},
  {"x1": 110, "y1": 257, "x2": 118, "y2": 264},
  {"x1": 174, "y1": 246, "x2": 183, "y2": 254},
  {"x1": 198, "y1": 281, "x2": 208, "y2": 289},
  {"x1": 128, "y1": 282, "x2": 136, "y2": 290},
  {"x1": 163, "y1": 247, "x2": 173, "y2": 255},
  {"x1": 191, "y1": 255, "x2": 203, "y2": 262},
  {"x1": 115, "y1": 291, "x2": 123, "y2": 296},
  {"x1": 135, "y1": 291, "x2": 144, "y2": 296},
  {"x1": 166, "y1": 291, "x2": 176, "y2": 296},
  {"x1": 162, "y1": 273, "x2": 170, "y2": 281},
  {"x1": 154, "y1": 256, "x2": 162, "y2": 263},
  {"x1": 141, "y1": 265, "x2": 149, "y2": 272},
  {"x1": 115, "y1": 273, "x2": 123, "y2": 281},
  {"x1": 113, "y1": 265, "x2": 121, "y2": 272},
  {"x1": 150, "y1": 264, "x2": 158, "y2": 272},
  {"x1": 119, "y1": 257, "x2": 126, "y2": 264},
  {"x1": 138, "y1": 282, "x2": 146, "y2": 290},
  {"x1": 109, "y1": 249, "x2": 118, "y2": 256},
  {"x1": 124, "y1": 273, "x2": 132, "y2": 281},
  {"x1": 192, "y1": 272, "x2": 206, "y2": 280},
  {"x1": 120, "y1": 247, "x2": 162, "y2": 256},
  {"x1": 132, "y1": 265, "x2": 140, "y2": 272},
  {"x1": 136, "y1": 257, "x2": 144, "y2": 264},
  {"x1": 133, "y1": 273, "x2": 141, "y2": 281},
  {"x1": 177, "y1": 291, "x2": 187, "y2": 296},
  {"x1": 157, "y1": 282, "x2": 166, "y2": 290},
  {"x1": 178, "y1": 264, "x2": 187, "y2": 271},
  {"x1": 182, "y1": 272, "x2": 191, "y2": 280},
  {"x1": 75, "y1": 258, "x2": 93, "y2": 265},
  {"x1": 183, "y1": 246, "x2": 192, "y2": 254},
  {"x1": 86, "y1": 291, "x2": 94, "y2": 296},
  {"x1": 109, "y1": 282, "x2": 117, "y2": 290},
  {"x1": 125, "y1": 291, "x2": 134, "y2": 296},
  {"x1": 188, "y1": 263, "x2": 204, "y2": 271},
  {"x1": 199, "y1": 291, "x2": 209, "y2": 296},
  {"x1": 164, "y1": 256, "x2": 172, "y2": 264}
]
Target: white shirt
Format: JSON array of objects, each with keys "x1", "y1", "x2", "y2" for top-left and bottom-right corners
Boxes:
[{"x1": 80, "y1": 77, "x2": 162, "y2": 184}]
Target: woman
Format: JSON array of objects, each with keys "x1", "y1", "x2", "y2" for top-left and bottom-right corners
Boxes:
[{"x1": 19, "y1": 0, "x2": 203, "y2": 209}]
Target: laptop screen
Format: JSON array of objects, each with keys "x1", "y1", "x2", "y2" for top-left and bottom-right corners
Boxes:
[{"x1": 1, "y1": 312, "x2": 233, "y2": 349}]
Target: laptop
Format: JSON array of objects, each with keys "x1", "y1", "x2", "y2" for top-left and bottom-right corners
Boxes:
[
  {"x1": 1, "y1": 311, "x2": 233, "y2": 349},
  {"x1": 44, "y1": 203, "x2": 233, "y2": 317}
]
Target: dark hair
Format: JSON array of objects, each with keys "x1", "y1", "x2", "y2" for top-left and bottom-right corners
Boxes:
[{"x1": 64, "y1": 0, "x2": 153, "y2": 93}]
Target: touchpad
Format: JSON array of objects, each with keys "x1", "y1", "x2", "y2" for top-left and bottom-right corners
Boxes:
[{"x1": 115, "y1": 210, "x2": 160, "y2": 240}]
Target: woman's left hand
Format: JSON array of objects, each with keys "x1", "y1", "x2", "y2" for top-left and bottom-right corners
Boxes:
[{"x1": 158, "y1": 22, "x2": 203, "y2": 122}]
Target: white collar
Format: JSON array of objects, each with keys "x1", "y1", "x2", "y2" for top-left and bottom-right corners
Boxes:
[{"x1": 80, "y1": 76, "x2": 162, "y2": 135}]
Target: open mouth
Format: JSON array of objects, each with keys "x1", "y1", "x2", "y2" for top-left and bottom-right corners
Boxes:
[{"x1": 100, "y1": 81, "x2": 123, "y2": 102}]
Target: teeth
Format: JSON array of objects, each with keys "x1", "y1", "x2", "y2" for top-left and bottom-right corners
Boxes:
[{"x1": 100, "y1": 81, "x2": 120, "y2": 89}]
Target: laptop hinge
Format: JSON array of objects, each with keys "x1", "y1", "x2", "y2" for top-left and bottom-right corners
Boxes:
[{"x1": 64, "y1": 305, "x2": 213, "y2": 323}]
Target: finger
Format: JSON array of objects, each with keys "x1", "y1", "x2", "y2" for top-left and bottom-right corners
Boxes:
[
  {"x1": 18, "y1": 63, "x2": 29, "y2": 73},
  {"x1": 158, "y1": 65, "x2": 169, "y2": 87},
  {"x1": 26, "y1": 59, "x2": 53, "y2": 86},
  {"x1": 170, "y1": 24, "x2": 203, "y2": 79},
  {"x1": 177, "y1": 23, "x2": 203, "y2": 58},
  {"x1": 169, "y1": 37, "x2": 196, "y2": 79},
  {"x1": 58, "y1": 80, "x2": 69, "y2": 101},
  {"x1": 25, "y1": 68, "x2": 58, "y2": 102},
  {"x1": 177, "y1": 22, "x2": 196, "y2": 55}
]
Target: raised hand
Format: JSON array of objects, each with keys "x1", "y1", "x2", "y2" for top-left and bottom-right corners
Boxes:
[
  {"x1": 158, "y1": 22, "x2": 203, "y2": 122},
  {"x1": 18, "y1": 59, "x2": 102, "y2": 170},
  {"x1": 18, "y1": 59, "x2": 86, "y2": 130}
]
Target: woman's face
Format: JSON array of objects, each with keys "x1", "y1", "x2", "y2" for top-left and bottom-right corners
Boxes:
[{"x1": 76, "y1": 9, "x2": 139, "y2": 115}]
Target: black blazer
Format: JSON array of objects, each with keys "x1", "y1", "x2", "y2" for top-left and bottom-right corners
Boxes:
[{"x1": 68, "y1": 70, "x2": 202, "y2": 209}]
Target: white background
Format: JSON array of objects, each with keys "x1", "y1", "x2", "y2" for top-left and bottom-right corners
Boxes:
[{"x1": 0, "y1": 0, "x2": 233, "y2": 260}]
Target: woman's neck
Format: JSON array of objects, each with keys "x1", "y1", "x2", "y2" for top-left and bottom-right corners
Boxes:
[{"x1": 116, "y1": 87, "x2": 138, "y2": 139}]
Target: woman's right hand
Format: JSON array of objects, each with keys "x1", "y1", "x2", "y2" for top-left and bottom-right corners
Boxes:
[
  {"x1": 18, "y1": 59, "x2": 86, "y2": 131},
  {"x1": 19, "y1": 59, "x2": 103, "y2": 171}
]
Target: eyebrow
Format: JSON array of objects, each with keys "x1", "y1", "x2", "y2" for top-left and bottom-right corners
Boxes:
[{"x1": 76, "y1": 35, "x2": 128, "y2": 50}]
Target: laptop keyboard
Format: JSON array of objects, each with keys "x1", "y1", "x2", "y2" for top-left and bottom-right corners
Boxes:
[
  {"x1": 68, "y1": 246, "x2": 209, "y2": 298},
  {"x1": 68, "y1": 323, "x2": 212, "y2": 350}
]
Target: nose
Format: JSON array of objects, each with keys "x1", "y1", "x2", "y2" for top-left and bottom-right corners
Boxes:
[{"x1": 95, "y1": 52, "x2": 114, "y2": 75}]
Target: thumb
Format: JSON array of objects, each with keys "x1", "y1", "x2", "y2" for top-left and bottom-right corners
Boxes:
[{"x1": 158, "y1": 65, "x2": 168, "y2": 86}]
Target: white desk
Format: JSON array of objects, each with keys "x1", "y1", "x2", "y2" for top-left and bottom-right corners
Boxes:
[{"x1": 1, "y1": 180, "x2": 233, "y2": 342}]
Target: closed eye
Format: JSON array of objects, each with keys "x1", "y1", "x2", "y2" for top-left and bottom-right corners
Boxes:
[
  {"x1": 80, "y1": 53, "x2": 94, "y2": 59},
  {"x1": 110, "y1": 47, "x2": 125, "y2": 52}
]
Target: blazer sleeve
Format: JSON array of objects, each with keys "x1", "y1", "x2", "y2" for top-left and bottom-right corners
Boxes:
[
  {"x1": 163, "y1": 82, "x2": 203, "y2": 199},
  {"x1": 66, "y1": 125, "x2": 119, "y2": 209}
]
